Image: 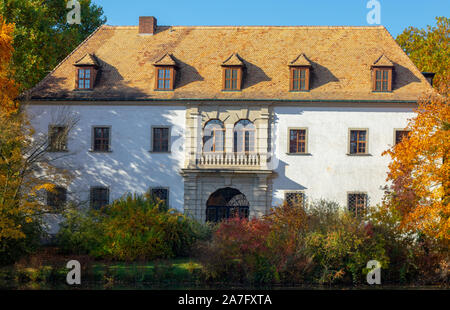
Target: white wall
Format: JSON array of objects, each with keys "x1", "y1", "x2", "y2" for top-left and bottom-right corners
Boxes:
[
  {"x1": 271, "y1": 105, "x2": 416, "y2": 208},
  {"x1": 26, "y1": 104, "x2": 186, "y2": 211}
]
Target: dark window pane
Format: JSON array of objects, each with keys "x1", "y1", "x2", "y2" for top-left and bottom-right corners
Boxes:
[
  {"x1": 47, "y1": 186, "x2": 67, "y2": 210},
  {"x1": 91, "y1": 187, "x2": 109, "y2": 210},
  {"x1": 348, "y1": 193, "x2": 367, "y2": 216},
  {"x1": 151, "y1": 188, "x2": 168, "y2": 204}
]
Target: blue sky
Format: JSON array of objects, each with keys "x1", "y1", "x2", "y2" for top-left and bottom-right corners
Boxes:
[{"x1": 92, "y1": 0, "x2": 449, "y2": 37}]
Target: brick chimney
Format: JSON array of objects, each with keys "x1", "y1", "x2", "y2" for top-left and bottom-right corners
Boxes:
[{"x1": 139, "y1": 16, "x2": 157, "y2": 35}]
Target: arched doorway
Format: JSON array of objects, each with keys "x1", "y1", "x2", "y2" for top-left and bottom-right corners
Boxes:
[{"x1": 206, "y1": 187, "x2": 249, "y2": 222}]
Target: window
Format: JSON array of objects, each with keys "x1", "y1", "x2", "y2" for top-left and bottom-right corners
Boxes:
[
  {"x1": 373, "y1": 68, "x2": 392, "y2": 92},
  {"x1": 77, "y1": 68, "x2": 92, "y2": 89},
  {"x1": 349, "y1": 129, "x2": 368, "y2": 154},
  {"x1": 395, "y1": 130, "x2": 410, "y2": 145},
  {"x1": 233, "y1": 120, "x2": 255, "y2": 153},
  {"x1": 90, "y1": 187, "x2": 109, "y2": 210},
  {"x1": 285, "y1": 192, "x2": 305, "y2": 207},
  {"x1": 223, "y1": 67, "x2": 242, "y2": 91},
  {"x1": 152, "y1": 127, "x2": 170, "y2": 152},
  {"x1": 290, "y1": 67, "x2": 310, "y2": 91},
  {"x1": 348, "y1": 193, "x2": 367, "y2": 216},
  {"x1": 155, "y1": 67, "x2": 174, "y2": 90},
  {"x1": 48, "y1": 125, "x2": 68, "y2": 152},
  {"x1": 47, "y1": 186, "x2": 67, "y2": 210},
  {"x1": 150, "y1": 187, "x2": 169, "y2": 205},
  {"x1": 203, "y1": 120, "x2": 225, "y2": 153},
  {"x1": 93, "y1": 127, "x2": 110, "y2": 152},
  {"x1": 289, "y1": 129, "x2": 307, "y2": 154}
]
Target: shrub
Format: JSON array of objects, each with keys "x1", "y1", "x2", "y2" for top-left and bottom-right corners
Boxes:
[
  {"x1": 198, "y1": 199, "x2": 448, "y2": 286},
  {"x1": 56, "y1": 193, "x2": 211, "y2": 261},
  {"x1": 0, "y1": 215, "x2": 43, "y2": 266}
]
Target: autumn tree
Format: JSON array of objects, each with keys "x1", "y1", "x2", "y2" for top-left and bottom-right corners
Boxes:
[
  {"x1": 382, "y1": 89, "x2": 449, "y2": 242},
  {"x1": 0, "y1": 0, "x2": 106, "y2": 91},
  {"x1": 396, "y1": 16, "x2": 449, "y2": 93},
  {"x1": 0, "y1": 16, "x2": 78, "y2": 264}
]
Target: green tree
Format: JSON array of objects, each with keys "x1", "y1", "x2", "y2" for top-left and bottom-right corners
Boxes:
[
  {"x1": 0, "y1": 0, "x2": 106, "y2": 91},
  {"x1": 396, "y1": 16, "x2": 449, "y2": 92}
]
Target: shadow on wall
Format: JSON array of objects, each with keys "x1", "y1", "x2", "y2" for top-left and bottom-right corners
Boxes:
[{"x1": 31, "y1": 106, "x2": 186, "y2": 210}]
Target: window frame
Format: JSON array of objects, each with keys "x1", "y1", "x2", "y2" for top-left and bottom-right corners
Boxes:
[
  {"x1": 150, "y1": 126, "x2": 171, "y2": 153},
  {"x1": 222, "y1": 66, "x2": 243, "y2": 91},
  {"x1": 48, "y1": 124, "x2": 68, "y2": 152},
  {"x1": 284, "y1": 191, "x2": 306, "y2": 208},
  {"x1": 46, "y1": 186, "x2": 67, "y2": 211},
  {"x1": 149, "y1": 186, "x2": 169, "y2": 207},
  {"x1": 75, "y1": 66, "x2": 95, "y2": 90},
  {"x1": 289, "y1": 67, "x2": 310, "y2": 91},
  {"x1": 90, "y1": 186, "x2": 110, "y2": 210},
  {"x1": 287, "y1": 127, "x2": 309, "y2": 154},
  {"x1": 348, "y1": 128, "x2": 369, "y2": 155},
  {"x1": 203, "y1": 119, "x2": 225, "y2": 153},
  {"x1": 91, "y1": 126, "x2": 112, "y2": 153},
  {"x1": 394, "y1": 128, "x2": 410, "y2": 145},
  {"x1": 154, "y1": 66, "x2": 175, "y2": 91},
  {"x1": 347, "y1": 192, "x2": 368, "y2": 217},
  {"x1": 233, "y1": 119, "x2": 256, "y2": 154},
  {"x1": 372, "y1": 67, "x2": 393, "y2": 92}
]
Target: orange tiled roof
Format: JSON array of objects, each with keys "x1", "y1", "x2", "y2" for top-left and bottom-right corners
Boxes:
[{"x1": 25, "y1": 25, "x2": 432, "y2": 102}]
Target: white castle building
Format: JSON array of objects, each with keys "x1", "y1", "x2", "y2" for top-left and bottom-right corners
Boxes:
[{"x1": 23, "y1": 17, "x2": 433, "y2": 226}]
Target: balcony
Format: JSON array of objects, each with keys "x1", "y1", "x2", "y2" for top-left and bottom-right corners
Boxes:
[{"x1": 196, "y1": 152, "x2": 261, "y2": 168}]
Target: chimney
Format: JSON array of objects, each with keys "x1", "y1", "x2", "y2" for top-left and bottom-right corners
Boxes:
[{"x1": 139, "y1": 16, "x2": 157, "y2": 35}]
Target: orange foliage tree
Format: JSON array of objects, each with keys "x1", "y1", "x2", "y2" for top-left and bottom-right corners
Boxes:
[
  {"x1": 0, "y1": 16, "x2": 74, "y2": 256},
  {"x1": 382, "y1": 85, "x2": 449, "y2": 242}
]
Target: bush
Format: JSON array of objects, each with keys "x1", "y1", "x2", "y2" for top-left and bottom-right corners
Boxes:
[
  {"x1": 0, "y1": 215, "x2": 43, "y2": 266},
  {"x1": 56, "y1": 193, "x2": 211, "y2": 261},
  {"x1": 197, "y1": 200, "x2": 449, "y2": 286}
]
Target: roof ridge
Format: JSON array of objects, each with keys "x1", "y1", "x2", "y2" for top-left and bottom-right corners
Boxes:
[{"x1": 103, "y1": 25, "x2": 386, "y2": 29}]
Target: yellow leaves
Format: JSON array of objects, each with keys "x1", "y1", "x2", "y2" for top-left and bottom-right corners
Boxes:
[
  {"x1": 383, "y1": 87, "x2": 450, "y2": 242},
  {"x1": 34, "y1": 183, "x2": 55, "y2": 192}
]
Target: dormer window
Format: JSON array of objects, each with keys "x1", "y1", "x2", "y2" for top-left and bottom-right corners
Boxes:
[
  {"x1": 372, "y1": 55, "x2": 394, "y2": 92},
  {"x1": 222, "y1": 53, "x2": 244, "y2": 91},
  {"x1": 77, "y1": 68, "x2": 92, "y2": 89},
  {"x1": 74, "y1": 53, "x2": 99, "y2": 90},
  {"x1": 289, "y1": 54, "x2": 311, "y2": 91},
  {"x1": 156, "y1": 67, "x2": 174, "y2": 90},
  {"x1": 153, "y1": 53, "x2": 177, "y2": 91}
]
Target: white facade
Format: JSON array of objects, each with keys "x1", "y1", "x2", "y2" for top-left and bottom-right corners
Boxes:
[
  {"x1": 26, "y1": 102, "x2": 416, "y2": 223},
  {"x1": 27, "y1": 104, "x2": 186, "y2": 211},
  {"x1": 271, "y1": 104, "x2": 416, "y2": 207}
]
